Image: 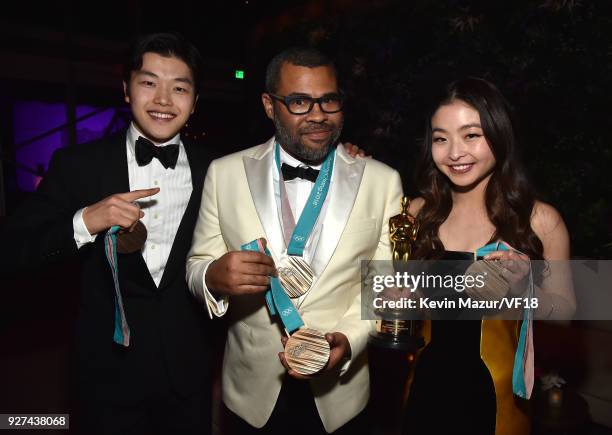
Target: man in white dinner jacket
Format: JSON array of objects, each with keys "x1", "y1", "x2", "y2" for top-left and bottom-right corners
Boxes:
[{"x1": 186, "y1": 47, "x2": 402, "y2": 434}]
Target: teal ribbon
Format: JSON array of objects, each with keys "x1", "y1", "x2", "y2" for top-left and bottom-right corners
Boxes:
[
  {"x1": 475, "y1": 242, "x2": 506, "y2": 258},
  {"x1": 512, "y1": 302, "x2": 531, "y2": 399},
  {"x1": 104, "y1": 225, "x2": 131, "y2": 346},
  {"x1": 476, "y1": 241, "x2": 531, "y2": 398},
  {"x1": 274, "y1": 143, "x2": 335, "y2": 256},
  {"x1": 241, "y1": 239, "x2": 304, "y2": 333}
]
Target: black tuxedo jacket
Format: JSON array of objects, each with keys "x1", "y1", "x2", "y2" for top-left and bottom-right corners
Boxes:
[{"x1": 3, "y1": 130, "x2": 212, "y2": 401}]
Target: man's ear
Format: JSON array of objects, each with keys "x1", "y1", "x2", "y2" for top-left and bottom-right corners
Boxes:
[
  {"x1": 123, "y1": 81, "x2": 130, "y2": 104},
  {"x1": 262, "y1": 93, "x2": 274, "y2": 120}
]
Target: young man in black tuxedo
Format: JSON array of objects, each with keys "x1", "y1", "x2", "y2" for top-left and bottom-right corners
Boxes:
[{"x1": 2, "y1": 33, "x2": 213, "y2": 434}]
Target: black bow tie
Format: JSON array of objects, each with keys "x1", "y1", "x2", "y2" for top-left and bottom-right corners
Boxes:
[
  {"x1": 281, "y1": 163, "x2": 319, "y2": 183},
  {"x1": 135, "y1": 137, "x2": 179, "y2": 169}
]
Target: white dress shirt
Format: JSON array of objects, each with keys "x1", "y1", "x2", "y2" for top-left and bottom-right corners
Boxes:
[
  {"x1": 72, "y1": 123, "x2": 192, "y2": 287},
  {"x1": 275, "y1": 146, "x2": 332, "y2": 307}
]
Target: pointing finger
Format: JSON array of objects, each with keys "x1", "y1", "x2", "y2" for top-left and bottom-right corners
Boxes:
[{"x1": 119, "y1": 188, "x2": 161, "y2": 202}]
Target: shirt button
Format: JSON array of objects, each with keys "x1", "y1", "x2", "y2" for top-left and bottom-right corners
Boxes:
[
  {"x1": 153, "y1": 180, "x2": 159, "y2": 186},
  {"x1": 151, "y1": 245, "x2": 156, "y2": 250},
  {"x1": 154, "y1": 214, "x2": 159, "y2": 219}
]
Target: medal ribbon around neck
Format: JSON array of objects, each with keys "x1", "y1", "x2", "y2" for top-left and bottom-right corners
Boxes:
[
  {"x1": 274, "y1": 142, "x2": 335, "y2": 256},
  {"x1": 104, "y1": 225, "x2": 131, "y2": 347}
]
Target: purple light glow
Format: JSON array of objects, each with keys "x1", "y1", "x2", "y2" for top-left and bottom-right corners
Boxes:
[{"x1": 13, "y1": 102, "x2": 127, "y2": 191}]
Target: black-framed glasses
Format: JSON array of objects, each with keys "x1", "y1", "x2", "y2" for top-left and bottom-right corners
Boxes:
[{"x1": 268, "y1": 93, "x2": 344, "y2": 115}]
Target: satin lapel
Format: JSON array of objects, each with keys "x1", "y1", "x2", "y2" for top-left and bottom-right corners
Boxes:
[
  {"x1": 158, "y1": 139, "x2": 207, "y2": 290},
  {"x1": 102, "y1": 131, "x2": 154, "y2": 289},
  {"x1": 102, "y1": 131, "x2": 130, "y2": 197},
  {"x1": 310, "y1": 145, "x2": 365, "y2": 278},
  {"x1": 242, "y1": 138, "x2": 284, "y2": 262}
]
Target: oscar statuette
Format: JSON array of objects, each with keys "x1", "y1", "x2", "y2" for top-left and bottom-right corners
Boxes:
[
  {"x1": 368, "y1": 196, "x2": 425, "y2": 351},
  {"x1": 367, "y1": 196, "x2": 426, "y2": 434}
]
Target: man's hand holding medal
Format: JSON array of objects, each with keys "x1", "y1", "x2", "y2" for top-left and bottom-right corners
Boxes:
[{"x1": 279, "y1": 330, "x2": 350, "y2": 379}]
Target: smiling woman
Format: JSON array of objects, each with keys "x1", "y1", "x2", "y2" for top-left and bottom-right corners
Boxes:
[
  {"x1": 431, "y1": 101, "x2": 496, "y2": 188},
  {"x1": 402, "y1": 77, "x2": 575, "y2": 435},
  {"x1": 413, "y1": 78, "x2": 547, "y2": 259}
]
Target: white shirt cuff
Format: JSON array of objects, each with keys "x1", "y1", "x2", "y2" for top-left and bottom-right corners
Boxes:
[
  {"x1": 73, "y1": 207, "x2": 97, "y2": 249},
  {"x1": 201, "y1": 261, "x2": 229, "y2": 318}
]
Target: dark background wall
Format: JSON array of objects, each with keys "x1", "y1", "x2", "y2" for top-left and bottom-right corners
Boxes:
[
  {"x1": 241, "y1": 0, "x2": 612, "y2": 258},
  {"x1": 1, "y1": 0, "x2": 609, "y2": 257}
]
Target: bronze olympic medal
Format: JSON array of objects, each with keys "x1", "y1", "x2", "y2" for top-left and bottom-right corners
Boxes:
[
  {"x1": 465, "y1": 260, "x2": 510, "y2": 301},
  {"x1": 277, "y1": 255, "x2": 314, "y2": 298},
  {"x1": 116, "y1": 221, "x2": 147, "y2": 254},
  {"x1": 285, "y1": 328, "x2": 330, "y2": 375}
]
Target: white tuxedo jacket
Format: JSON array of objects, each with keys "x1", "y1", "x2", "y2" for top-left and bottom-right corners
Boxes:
[{"x1": 186, "y1": 138, "x2": 402, "y2": 432}]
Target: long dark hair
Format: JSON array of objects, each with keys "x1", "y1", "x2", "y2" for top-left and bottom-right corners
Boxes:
[{"x1": 413, "y1": 77, "x2": 543, "y2": 260}]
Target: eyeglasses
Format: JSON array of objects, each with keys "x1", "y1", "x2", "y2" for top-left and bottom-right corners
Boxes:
[{"x1": 268, "y1": 93, "x2": 344, "y2": 115}]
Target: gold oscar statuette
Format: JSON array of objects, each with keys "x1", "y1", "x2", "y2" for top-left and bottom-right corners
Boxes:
[{"x1": 368, "y1": 196, "x2": 425, "y2": 351}]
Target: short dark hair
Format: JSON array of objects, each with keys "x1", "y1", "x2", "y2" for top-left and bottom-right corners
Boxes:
[
  {"x1": 265, "y1": 47, "x2": 337, "y2": 93},
  {"x1": 123, "y1": 32, "x2": 203, "y2": 95}
]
